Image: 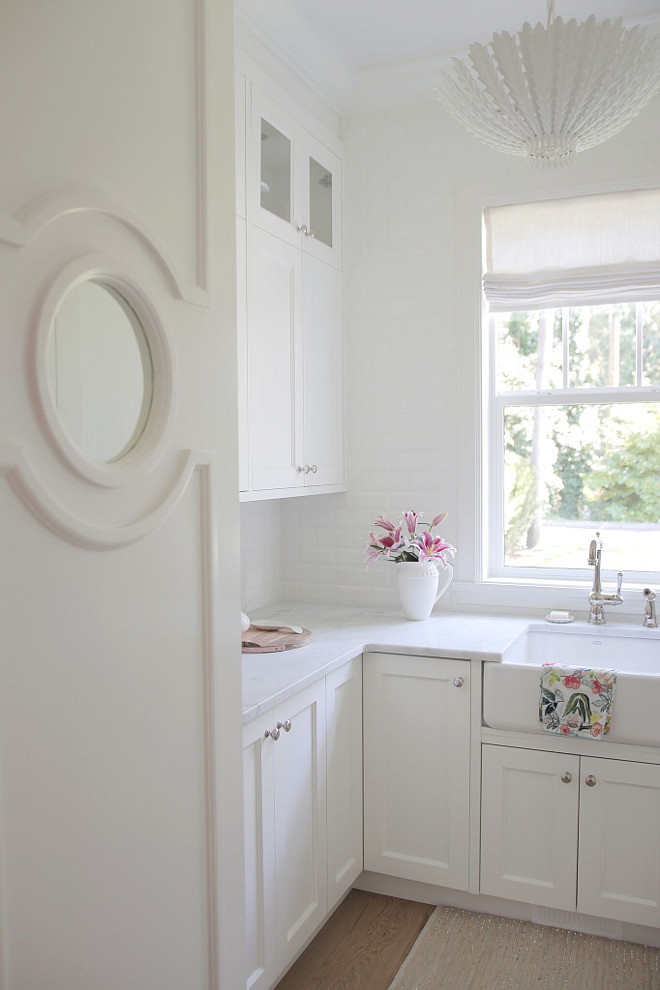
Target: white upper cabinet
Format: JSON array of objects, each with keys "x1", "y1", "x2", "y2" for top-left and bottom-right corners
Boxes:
[
  {"x1": 245, "y1": 232, "x2": 344, "y2": 494},
  {"x1": 249, "y1": 87, "x2": 342, "y2": 271},
  {"x1": 247, "y1": 226, "x2": 304, "y2": 493},
  {"x1": 236, "y1": 66, "x2": 345, "y2": 500},
  {"x1": 302, "y1": 254, "x2": 344, "y2": 488}
]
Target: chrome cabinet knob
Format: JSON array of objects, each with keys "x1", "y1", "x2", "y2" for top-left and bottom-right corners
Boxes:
[
  {"x1": 276, "y1": 719, "x2": 292, "y2": 732},
  {"x1": 296, "y1": 224, "x2": 309, "y2": 235},
  {"x1": 296, "y1": 465, "x2": 309, "y2": 474},
  {"x1": 453, "y1": 676, "x2": 464, "y2": 688},
  {"x1": 264, "y1": 727, "x2": 280, "y2": 741},
  {"x1": 585, "y1": 774, "x2": 597, "y2": 787},
  {"x1": 309, "y1": 464, "x2": 318, "y2": 474},
  {"x1": 561, "y1": 772, "x2": 572, "y2": 784}
]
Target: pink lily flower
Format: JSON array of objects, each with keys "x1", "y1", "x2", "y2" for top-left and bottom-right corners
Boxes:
[
  {"x1": 379, "y1": 525, "x2": 403, "y2": 550},
  {"x1": 402, "y1": 511, "x2": 420, "y2": 537},
  {"x1": 363, "y1": 509, "x2": 457, "y2": 568},
  {"x1": 363, "y1": 544, "x2": 384, "y2": 566},
  {"x1": 418, "y1": 531, "x2": 456, "y2": 563}
]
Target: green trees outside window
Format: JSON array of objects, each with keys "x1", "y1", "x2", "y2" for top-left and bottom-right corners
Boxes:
[{"x1": 497, "y1": 302, "x2": 660, "y2": 571}]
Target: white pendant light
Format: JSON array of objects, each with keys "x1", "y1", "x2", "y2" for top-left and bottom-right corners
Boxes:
[{"x1": 436, "y1": 1, "x2": 660, "y2": 166}]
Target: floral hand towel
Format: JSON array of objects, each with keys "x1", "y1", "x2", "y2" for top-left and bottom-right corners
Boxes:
[{"x1": 539, "y1": 664, "x2": 616, "y2": 738}]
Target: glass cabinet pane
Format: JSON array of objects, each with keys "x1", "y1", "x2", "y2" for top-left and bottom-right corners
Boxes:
[
  {"x1": 309, "y1": 158, "x2": 332, "y2": 248},
  {"x1": 260, "y1": 119, "x2": 290, "y2": 223}
]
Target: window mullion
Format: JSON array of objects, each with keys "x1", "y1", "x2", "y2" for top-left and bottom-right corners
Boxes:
[
  {"x1": 562, "y1": 306, "x2": 569, "y2": 390},
  {"x1": 636, "y1": 302, "x2": 644, "y2": 386},
  {"x1": 497, "y1": 385, "x2": 660, "y2": 407},
  {"x1": 489, "y1": 395, "x2": 505, "y2": 578}
]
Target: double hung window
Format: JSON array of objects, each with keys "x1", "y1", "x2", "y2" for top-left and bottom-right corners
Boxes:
[{"x1": 484, "y1": 190, "x2": 660, "y2": 582}]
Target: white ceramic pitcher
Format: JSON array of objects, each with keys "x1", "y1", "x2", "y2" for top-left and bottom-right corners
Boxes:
[{"x1": 395, "y1": 561, "x2": 453, "y2": 620}]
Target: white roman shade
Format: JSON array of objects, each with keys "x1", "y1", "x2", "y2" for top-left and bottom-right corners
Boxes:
[{"x1": 483, "y1": 188, "x2": 660, "y2": 312}]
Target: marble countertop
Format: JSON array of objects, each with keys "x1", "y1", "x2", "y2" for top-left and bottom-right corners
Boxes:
[{"x1": 241, "y1": 602, "x2": 530, "y2": 723}]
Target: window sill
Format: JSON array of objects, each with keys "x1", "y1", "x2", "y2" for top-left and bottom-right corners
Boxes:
[{"x1": 450, "y1": 578, "x2": 650, "y2": 626}]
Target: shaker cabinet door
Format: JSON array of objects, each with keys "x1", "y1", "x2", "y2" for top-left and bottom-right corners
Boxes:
[
  {"x1": 364, "y1": 653, "x2": 471, "y2": 890},
  {"x1": 249, "y1": 89, "x2": 301, "y2": 248},
  {"x1": 326, "y1": 658, "x2": 363, "y2": 910},
  {"x1": 247, "y1": 226, "x2": 304, "y2": 492},
  {"x1": 272, "y1": 681, "x2": 327, "y2": 971},
  {"x1": 243, "y1": 680, "x2": 327, "y2": 988},
  {"x1": 480, "y1": 745, "x2": 580, "y2": 911},
  {"x1": 243, "y1": 714, "x2": 277, "y2": 990},
  {"x1": 578, "y1": 757, "x2": 660, "y2": 927},
  {"x1": 302, "y1": 134, "x2": 342, "y2": 270},
  {"x1": 302, "y1": 254, "x2": 344, "y2": 488}
]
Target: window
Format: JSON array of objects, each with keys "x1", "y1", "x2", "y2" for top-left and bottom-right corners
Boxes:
[{"x1": 484, "y1": 191, "x2": 660, "y2": 583}]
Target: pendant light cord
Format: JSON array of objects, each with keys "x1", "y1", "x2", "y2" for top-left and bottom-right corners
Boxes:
[{"x1": 547, "y1": 0, "x2": 556, "y2": 27}]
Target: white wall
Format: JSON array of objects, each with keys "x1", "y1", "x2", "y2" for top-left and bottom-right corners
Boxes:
[
  {"x1": 240, "y1": 499, "x2": 284, "y2": 609},
  {"x1": 0, "y1": 2, "x2": 244, "y2": 986},
  {"x1": 246, "y1": 91, "x2": 660, "y2": 613}
]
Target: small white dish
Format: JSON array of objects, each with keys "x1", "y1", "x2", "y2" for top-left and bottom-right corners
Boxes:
[{"x1": 545, "y1": 611, "x2": 574, "y2": 624}]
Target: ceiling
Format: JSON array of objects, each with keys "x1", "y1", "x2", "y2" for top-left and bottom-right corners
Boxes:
[
  {"x1": 236, "y1": 0, "x2": 660, "y2": 110},
  {"x1": 285, "y1": 0, "x2": 660, "y2": 69}
]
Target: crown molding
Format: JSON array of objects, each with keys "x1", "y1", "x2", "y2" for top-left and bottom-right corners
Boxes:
[
  {"x1": 346, "y1": 53, "x2": 456, "y2": 114},
  {"x1": 234, "y1": 6, "x2": 660, "y2": 118},
  {"x1": 234, "y1": 2, "x2": 355, "y2": 122}
]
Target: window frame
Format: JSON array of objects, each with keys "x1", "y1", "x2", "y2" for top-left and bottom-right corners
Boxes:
[
  {"x1": 453, "y1": 177, "x2": 660, "y2": 618},
  {"x1": 486, "y1": 304, "x2": 660, "y2": 586}
]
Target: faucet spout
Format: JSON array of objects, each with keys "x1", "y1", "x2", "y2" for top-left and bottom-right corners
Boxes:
[
  {"x1": 588, "y1": 532, "x2": 602, "y2": 596},
  {"x1": 587, "y1": 533, "x2": 622, "y2": 624}
]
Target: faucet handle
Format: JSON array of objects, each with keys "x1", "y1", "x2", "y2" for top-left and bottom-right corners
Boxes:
[
  {"x1": 643, "y1": 587, "x2": 657, "y2": 628},
  {"x1": 616, "y1": 570, "x2": 623, "y2": 597}
]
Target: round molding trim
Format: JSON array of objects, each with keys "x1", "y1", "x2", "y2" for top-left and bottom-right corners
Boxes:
[
  {"x1": 32, "y1": 254, "x2": 177, "y2": 488},
  {"x1": 0, "y1": 188, "x2": 210, "y2": 307},
  {"x1": 1, "y1": 446, "x2": 214, "y2": 550}
]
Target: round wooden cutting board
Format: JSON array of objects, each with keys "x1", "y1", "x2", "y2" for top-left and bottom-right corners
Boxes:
[{"x1": 241, "y1": 626, "x2": 312, "y2": 653}]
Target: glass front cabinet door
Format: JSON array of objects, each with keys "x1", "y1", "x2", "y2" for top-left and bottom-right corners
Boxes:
[{"x1": 249, "y1": 87, "x2": 342, "y2": 270}]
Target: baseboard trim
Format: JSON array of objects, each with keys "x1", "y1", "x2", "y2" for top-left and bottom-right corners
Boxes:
[{"x1": 354, "y1": 872, "x2": 660, "y2": 949}]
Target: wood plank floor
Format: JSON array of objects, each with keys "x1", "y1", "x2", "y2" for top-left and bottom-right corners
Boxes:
[{"x1": 274, "y1": 890, "x2": 435, "y2": 990}]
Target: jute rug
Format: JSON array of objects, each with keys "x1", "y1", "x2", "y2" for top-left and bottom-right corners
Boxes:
[{"x1": 388, "y1": 906, "x2": 660, "y2": 990}]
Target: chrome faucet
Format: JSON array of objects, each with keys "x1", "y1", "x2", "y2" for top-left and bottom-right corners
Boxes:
[
  {"x1": 587, "y1": 532, "x2": 623, "y2": 624},
  {"x1": 642, "y1": 587, "x2": 657, "y2": 628}
]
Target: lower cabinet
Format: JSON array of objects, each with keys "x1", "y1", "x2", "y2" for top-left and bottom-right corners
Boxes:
[
  {"x1": 326, "y1": 658, "x2": 363, "y2": 910},
  {"x1": 480, "y1": 744, "x2": 660, "y2": 927},
  {"x1": 243, "y1": 680, "x2": 327, "y2": 990},
  {"x1": 363, "y1": 653, "x2": 471, "y2": 890},
  {"x1": 243, "y1": 658, "x2": 363, "y2": 990}
]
